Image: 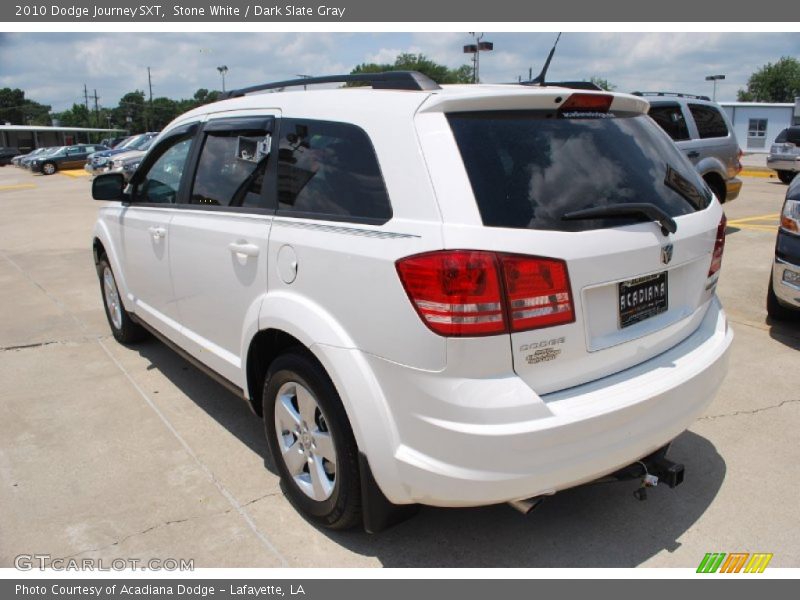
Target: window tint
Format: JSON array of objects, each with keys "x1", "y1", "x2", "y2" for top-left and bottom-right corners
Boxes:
[
  {"x1": 447, "y1": 111, "x2": 711, "y2": 232},
  {"x1": 776, "y1": 129, "x2": 788, "y2": 143},
  {"x1": 136, "y1": 137, "x2": 193, "y2": 204},
  {"x1": 190, "y1": 128, "x2": 272, "y2": 209},
  {"x1": 688, "y1": 104, "x2": 729, "y2": 139},
  {"x1": 648, "y1": 104, "x2": 690, "y2": 141},
  {"x1": 277, "y1": 119, "x2": 391, "y2": 222}
]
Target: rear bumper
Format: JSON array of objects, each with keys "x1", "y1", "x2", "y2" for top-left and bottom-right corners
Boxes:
[
  {"x1": 725, "y1": 177, "x2": 742, "y2": 201},
  {"x1": 767, "y1": 156, "x2": 800, "y2": 172},
  {"x1": 355, "y1": 297, "x2": 732, "y2": 507}
]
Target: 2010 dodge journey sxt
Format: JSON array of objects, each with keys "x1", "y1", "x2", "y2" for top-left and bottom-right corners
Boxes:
[{"x1": 90, "y1": 71, "x2": 733, "y2": 531}]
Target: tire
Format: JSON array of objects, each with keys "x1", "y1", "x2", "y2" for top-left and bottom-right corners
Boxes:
[
  {"x1": 706, "y1": 177, "x2": 726, "y2": 204},
  {"x1": 766, "y1": 271, "x2": 797, "y2": 321},
  {"x1": 777, "y1": 170, "x2": 796, "y2": 185},
  {"x1": 263, "y1": 350, "x2": 361, "y2": 530},
  {"x1": 97, "y1": 256, "x2": 147, "y2": 343},
  {"x1": 41, "y1": 161, "x2": 57, "y2": 175}
]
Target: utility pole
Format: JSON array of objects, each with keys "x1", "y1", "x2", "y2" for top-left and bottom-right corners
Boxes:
[
  {"x1": 92, "y1": 89, "x2": 100, "y2": 129},
  {"x1": 147, "y1": 67, "x2": 153, "y2": 131},
  {"x1": 83, "y1": 84, "x2": 90, "y2": 126}
]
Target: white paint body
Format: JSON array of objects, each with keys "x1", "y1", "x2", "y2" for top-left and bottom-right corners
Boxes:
[{"x1": 94, "y1": 85, "x2": 733, "y2": 506}]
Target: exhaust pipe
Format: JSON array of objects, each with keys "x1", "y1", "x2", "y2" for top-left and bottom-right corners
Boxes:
[{"x1": 507, "y1": 496, "x2": 545, "y2": 515}]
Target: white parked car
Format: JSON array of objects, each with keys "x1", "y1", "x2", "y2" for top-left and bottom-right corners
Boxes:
[{"x1": 91, "y1": 72, "x2": 733, "y2": 531}]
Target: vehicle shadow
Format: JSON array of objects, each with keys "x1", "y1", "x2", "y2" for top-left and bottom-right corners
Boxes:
[
  {"x1": 132, "y1": 339, "x2": 726, "y2": 568},
  {"x1": 766, "y1": 316, "x2": 800, "y2": 350}
]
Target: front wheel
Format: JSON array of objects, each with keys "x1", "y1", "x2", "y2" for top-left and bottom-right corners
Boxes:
[
  {"x1": 263, "y1": 350, "x2": 361, "y2": 530},
  {"x1": 777, "y1": 170, "x2": 796, "y2": 185},
  {"x1": 41, "y1": 162, "x2": 57, "y2": 175},
  {"x1": 97, "y1": 257, "x2": 147, "y2": 343}
]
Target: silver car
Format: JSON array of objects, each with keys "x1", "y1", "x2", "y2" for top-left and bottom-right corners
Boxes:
[
  {"x1": 637, "y1": 92, "x2": 743, "y2": 203},
  {"x1": 767, "y1": 126, "x2": 800, "y2": 185}
]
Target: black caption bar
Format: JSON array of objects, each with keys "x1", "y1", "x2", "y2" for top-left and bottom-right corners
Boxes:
[
  {"x1": 2, "y1": 579, "x2": 793, "y2": 600},
  {"x1": 3, "y1": 0, "x2": 799, "y2": 21}
]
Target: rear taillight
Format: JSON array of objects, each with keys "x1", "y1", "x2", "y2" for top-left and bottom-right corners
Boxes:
[
  {"x1": 735, "y1": 148, "x2": 743, "y2": 174},
  {"x1": 708, "y1": 214, "x2": 727, "y2": 277},
  {"x1": 499, "y1": 255, "x2": 574, "y2": 331},
  {"x1": 396, "y1": 251, "x2": 575, "y2": 337}
]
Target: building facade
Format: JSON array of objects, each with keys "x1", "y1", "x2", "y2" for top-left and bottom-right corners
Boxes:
[
  {"x1": 720, "y1": 99, "x2": 800, "y2": 153},
  {"x1": 0, "y1": 125, "x2": 126, "y2": 153}
]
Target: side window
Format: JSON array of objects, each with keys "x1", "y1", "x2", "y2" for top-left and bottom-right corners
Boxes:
[
  {"x1": 190, "y1": 127, "x2": 272, "y2": 209},
  {"x1": 277, "y1": 118, "x2": 392, "y2": 222},
  {"x1": 688, "y1": 104, "x2": 729, "y2": 139},
  {"x1": 135, "y1": 137, "x2": 193, "y2": 204},
  {"x1": 648, "y1": 104, "x2": 690, "y2": 141}
]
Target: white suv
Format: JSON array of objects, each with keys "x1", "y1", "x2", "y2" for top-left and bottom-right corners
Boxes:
[{"x1": 91, "y1": 72, "x2": 733, "y2": 531}]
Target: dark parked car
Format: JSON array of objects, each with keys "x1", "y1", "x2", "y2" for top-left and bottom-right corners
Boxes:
[
  {"x1": 18, "y1": 147, "x2": 59, "y2": 169},
  {"x1": 767, "y1": 126, "x2": 800, "y2": 184},
  {"x1": 0, "y1": 147, "x2": 21, "y2": 166},
  {"x1": 767, "y1": 176, "x2": 800, "y2": 320},
  {"x1": 30, "y1": 144, "x2": 108, "y2": 175}
]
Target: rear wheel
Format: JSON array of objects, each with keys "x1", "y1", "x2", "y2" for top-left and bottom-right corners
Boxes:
[
  {"x1": 41, "y1": 161, "x2": 57, "y2": 175},
  {"x1": 97, "y1": 257, "x2": 147, "y2": 343},
  {"x1": 777, "y1": 170, "x2": 796, "y2": 185},
  {"x1": 767, "y1": 271, "x2": 797, "y2": 320},
  {"x1": 263, "y1": 350, "x2": 361, "y2": 530}
]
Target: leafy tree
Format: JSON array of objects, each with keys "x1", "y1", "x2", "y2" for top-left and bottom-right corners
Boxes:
[
  {"x1": 349, "y1": 53, "x2": 473, "y2": 85},
  {"x1": 0, "y1": 87, "x2": 51, "y2": 125},
  {"x1": 111, "y1": 91, "x2": 147, "y2": 133},
  {"x1": 737, "y1": 57, "x2": 800, "y2": 102},
  {"x1": 590, "y1": 77, "x2": 617, "y2": 91},
  {"x1": 54, "y1": 103, "x2": 91, "y2": 128}
]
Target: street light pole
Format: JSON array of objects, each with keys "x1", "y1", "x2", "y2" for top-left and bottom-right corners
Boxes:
[
  {"x1": 217, "y1": 65, "x2": 229, "y2": 93},
  {"x1": 705, "y1": 74, "x2": 725, "y2": 101},
  {"x1": 463, "y1": 33, "x2": 494, "y2": 84}
]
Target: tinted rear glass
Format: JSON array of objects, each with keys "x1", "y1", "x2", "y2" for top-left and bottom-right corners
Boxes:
[
  {"x1": 688, "y1": 103, "x2": 729, "y2": 139},
  {"x1": 447, "y1": 111, "x2": 711, "y2": 232},
  {"x1": 648, "y1": 104, "x2": 690, "y2": 141},
  {"x1": 776, "y1": 127, "x2": 800, "y2": 145}
]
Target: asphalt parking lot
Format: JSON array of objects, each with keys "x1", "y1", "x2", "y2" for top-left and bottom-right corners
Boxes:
[{"x1": 0, "y1": 167, "x2": 797, "y2": 569}]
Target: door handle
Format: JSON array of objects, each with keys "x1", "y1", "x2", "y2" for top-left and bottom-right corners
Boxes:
[
  {"x1": 147, "y1": 226, "x2": 166, "y2": 239},
  {"x1": 686, "y1": 150, "x2": 700, "y2": 159},
  {"x1": 228, "y1": 241, "x2": 260, "y2": 257}
]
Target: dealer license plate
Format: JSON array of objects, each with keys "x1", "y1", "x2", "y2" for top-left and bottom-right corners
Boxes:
[{"x1": 618, "y1": 272, "x2": 668, "y2": 329}]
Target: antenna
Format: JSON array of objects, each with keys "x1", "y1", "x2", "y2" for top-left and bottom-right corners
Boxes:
[{"x1": 530, "y1": 32, "x2": 562, "y2": 86}]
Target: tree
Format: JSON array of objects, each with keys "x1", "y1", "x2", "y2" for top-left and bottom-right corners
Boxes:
[
  {"x1": 0, "y1": 87, "x2": 51, "y2": 125},
  {"x1": 349, "y1": 53, "x2": 473, "y2": 85},
  {"x1": 54, "y1": 103, "x2": 91, "y2": 128},
  {"x1": 737, "y1": 57, "x2": 800, "y2": 102},
  {"x1": 590, "y1": 77, "x2": 617, "y2": 92},
  {"x1": 111, "y1": 91, "x2": 147, "y2": 133}
]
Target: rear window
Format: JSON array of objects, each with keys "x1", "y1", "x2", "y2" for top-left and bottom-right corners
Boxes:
[
  {"x1": 688, "y1": 103, "x2": 729, "y2": 139},
  {"x1": 447, "y1": 111, "x2": 711, "y2": 232}
]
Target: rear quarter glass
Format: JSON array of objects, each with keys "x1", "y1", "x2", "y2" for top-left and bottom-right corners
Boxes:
[{"x1": 446, "y1": 110, "x2": 711, "y2": 232}]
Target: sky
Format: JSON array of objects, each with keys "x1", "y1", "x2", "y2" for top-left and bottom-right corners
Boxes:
[{"x1": 1, "y1": 32, "x2": 798, "y2": 113}]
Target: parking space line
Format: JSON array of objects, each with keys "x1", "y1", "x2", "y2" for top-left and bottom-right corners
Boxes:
[
  {"x1": 59, "y1": 169, "x2": 90, "y2": 178},
  {"x1": 727, "y1": 213, "x2": 779, "y2": 224},
  {"x1": 0, "y1": 183, "x2": 37, "y2": 191}
]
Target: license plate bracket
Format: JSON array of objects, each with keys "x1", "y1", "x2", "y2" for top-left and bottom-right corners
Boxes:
[{"x1": 618, "y1": 272, "x2": 669, "y2": 329}]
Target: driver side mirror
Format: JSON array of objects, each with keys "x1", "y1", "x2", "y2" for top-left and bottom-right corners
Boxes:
[{"x1": 92, "y1": 172, "x2": 127, "y2": 201}]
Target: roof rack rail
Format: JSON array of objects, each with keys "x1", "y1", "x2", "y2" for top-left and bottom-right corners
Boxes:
[
  {"x1": 520, "y1": 80, "x2": 603, "y2": 91},
  {"x1": 631, "y1": 91, "x2": 711, "y2": 101},
  {"x1": 221, "y1": 70, "x2": 441, "y2": 99}
]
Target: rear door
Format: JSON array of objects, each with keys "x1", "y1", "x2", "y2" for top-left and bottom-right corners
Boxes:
[
  {"x1": 684, "y1": 103, "x2": 738, "y2": 172},
  {"x1": 168, "y1": 113, "x2": 277, "y2": 384},
  {"x1": 438, "y1": 103, "x2": 724, "y2": 395}
]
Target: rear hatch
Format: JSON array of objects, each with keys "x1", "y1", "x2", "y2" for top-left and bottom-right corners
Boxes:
[
  {"x1": 420, "y1": 90, "x2": 725, "y2": 395},
  {"x1": 771, "y1": 127, "x2": 800, "y2": 158}
]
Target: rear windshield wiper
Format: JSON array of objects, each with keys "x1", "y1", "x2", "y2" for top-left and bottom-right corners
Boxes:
[{"x1": 561, "y1": 202, "x2": 677, "y2": 236}]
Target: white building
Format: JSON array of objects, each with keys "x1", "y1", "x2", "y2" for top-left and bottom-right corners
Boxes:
[{"x1": 720, "y1": 99, "x2": 800, "y2": 153}]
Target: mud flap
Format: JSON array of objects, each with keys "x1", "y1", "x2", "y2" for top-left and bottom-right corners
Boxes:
[{"x1": 359, "y1": 452, "x2": 419, "y2": 533}]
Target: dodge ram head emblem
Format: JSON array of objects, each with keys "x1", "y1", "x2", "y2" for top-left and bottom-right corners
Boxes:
[{"x1": 661, "y1": 243, "x2": 674, "y2": 265}]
